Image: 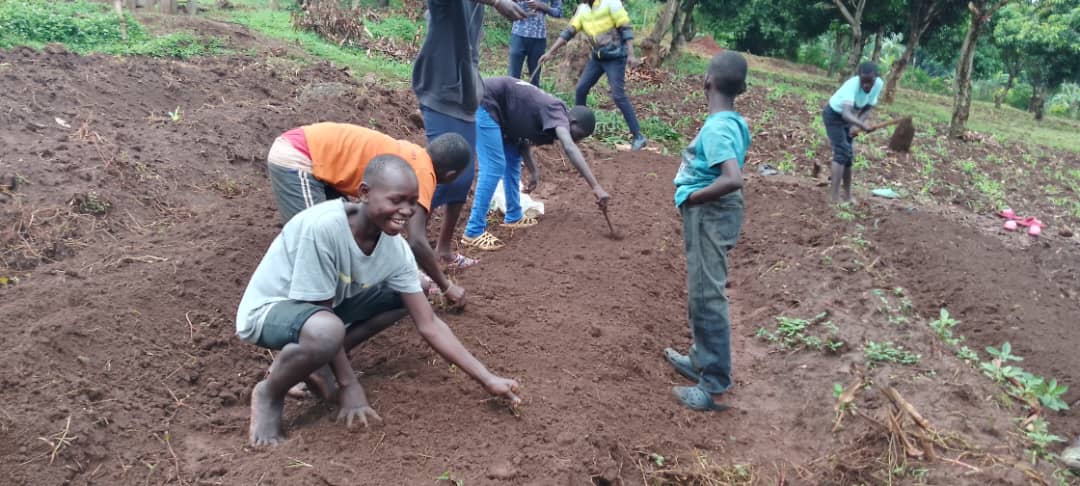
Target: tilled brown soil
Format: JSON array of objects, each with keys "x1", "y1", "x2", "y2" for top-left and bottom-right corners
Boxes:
[{"x1": 1, "y1": 26, "x2": 1077, "y2": 486}]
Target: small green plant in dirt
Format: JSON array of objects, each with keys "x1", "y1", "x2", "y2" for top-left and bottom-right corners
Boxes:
[
  {"x1": 870, "y1": 288, "x2": 913, "y2": 326},
  {"x1": 957, "y1": 159, "x2": 977, "y2": 175},
  {"x1": 834, "y1": 202, "x2": 860, "y2": 222},
  {"x1": 852, "y1": 154, "x2": 870, "y2": 171},
  {"x1": 1023, "y1": 416, "x2": 1066, "y2": 463},
  {"x1": 863, "y1": 341, "x2": 920, "y2": 366},
  {"x1": 168, "y1": 106, "x2": 182, "y2": 123},
  {"x1": 956, "y1": 346, "x2": 979, "y2": 364},
  {"x1": 73, "y1": 191, "x2": 110, "y2": 215},
  {"x1": 777, "y1": 152, "x2": 796, "y2": 174},
  {"x1": 928, "y1": 308, "x2": 962, "y2": 346},
  {"x1": 436, "y1": 471, "x2": 464, "y2": 486},
  {"x1": 640, "y1": 116, "x2": 683, "y2": 148},
  {"x1": 756, "y1": 312, "x2": 844, "y2": 353}
]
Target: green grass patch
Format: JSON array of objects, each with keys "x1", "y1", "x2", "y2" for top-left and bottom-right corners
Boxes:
[
  {"x1": 0, "y1": 0, "x2": 224, "y2": 58},
  {"x1": 367, "y1": 15, "x2": 423, "y2": 43},
  {"x1": 222, "y1": 7, "x2": 411, "y2": 81}
]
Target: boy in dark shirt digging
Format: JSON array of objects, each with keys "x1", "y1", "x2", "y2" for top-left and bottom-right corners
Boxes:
[
  {"x1": 461, "y1": 76, "x2": 609, "y2": 250},
  {"x1": 238, "y1": 155, "x2": 522, "y2": 446}
]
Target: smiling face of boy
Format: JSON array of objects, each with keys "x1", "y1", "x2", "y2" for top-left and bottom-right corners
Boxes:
[{"x1": 359, "y1": 167, "x2": 419, "y2": 237}]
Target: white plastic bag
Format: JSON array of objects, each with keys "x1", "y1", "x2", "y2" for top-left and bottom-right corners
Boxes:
[{"x1": 490, "y1": 180, "x2": 545, "y2": 218}]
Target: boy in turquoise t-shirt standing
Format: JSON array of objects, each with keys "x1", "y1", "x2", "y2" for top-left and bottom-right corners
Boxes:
[{"x1": 664, "y1": 51, "x2": 750, "y2": 412}]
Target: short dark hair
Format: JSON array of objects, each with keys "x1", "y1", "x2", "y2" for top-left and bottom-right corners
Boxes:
[
  {"x1": 569, "y1": 105, "x2": 595, "y2": 137},
  {"x1": 362, "y1": 154, "x2": 417, "y2": 190},
  {"x1": 707, "y1": 51, "x2": 748, "y2": 97},
  {"x1": 426, "y1": 133, "x2": 471, "y2": 173},
  {"x1": 858, "y1": 62, "x2": 879, "y2": 77}
]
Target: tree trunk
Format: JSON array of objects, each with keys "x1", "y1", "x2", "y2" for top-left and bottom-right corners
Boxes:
[
  {"x1": 668, "y1": 0, "x2": 698, "y2": 57},
  {"x1": 881, "y1": 31, "x2": 919, "y2": 104},
  {"x1": 871, "y1": 26, "x2": 884, "y2": 64},
  {"x1": 832, "y1": 0, "x2": 868, "y2": 78},
  {"x1": 949, "y1": 1, "x2": 1011, "y2": 138},
  {"x1": 1029, "y1": 70, "x2": 1046, "y2": 120},
  {"x1": 113, "y1": 0, "x2": 128, "y2": 41},
  {"x1": 640, "y1": 0, "x2": 679, "y2": 67},
  {"x1": 188, "y1": 0, "x2": 197, "y2": 15},
  {"x1": 160, "y1": 0, "x2": 176, "y2": 13},
  {"x1": 827, "y1": 29, "x2": 845, "y2": 78}
]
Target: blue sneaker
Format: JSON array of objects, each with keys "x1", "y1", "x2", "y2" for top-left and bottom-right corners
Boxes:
[{"x1": 631, "y1": 135, "x2": 648, "y2": 151}]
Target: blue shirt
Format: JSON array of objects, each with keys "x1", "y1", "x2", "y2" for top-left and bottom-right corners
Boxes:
[
  {"x1": 510, "y1": 0, "x2": 562, "y2": 39},
  {"x1": 828, "y1": 76, "x2": 883, "y2": 113},
  {"x1": 673, "y1": 111, "x2": 751, "y2": 207}
]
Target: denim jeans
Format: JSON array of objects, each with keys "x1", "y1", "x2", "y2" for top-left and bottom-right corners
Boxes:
[
  {"x1": 464, "y1": 107, "x2": 524, "y2": 238},
  {"x1": 823, "y1": 106, "x2": 853, "y2": 167},
  {"x1": 680, "y1": 191, "x2": 744, "y2": 394},
  {"x1": 575, "y1": 55, "x2": 642, "y2": 137},
  {"x1": 422, "y1": 105, "x2": 478, "y2": 208},
  {"x1": 508, "y1": 35, "x2": 546, "y2": 86}
]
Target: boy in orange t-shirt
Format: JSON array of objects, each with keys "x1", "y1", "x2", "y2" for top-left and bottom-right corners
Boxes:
[{"x1": 266, "y1": 122, "x2": 471, "y2": 306}]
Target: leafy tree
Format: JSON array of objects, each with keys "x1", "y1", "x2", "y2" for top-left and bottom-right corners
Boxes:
[
  {"x1": 881, "y1": 0, "x2": 967, "y2": 104},
  {"x1": 698, "y1": 0, "x2": 831, "y2": 59},
  {"x1": 949, "y1": 0, "x2": 1013, "y2": 138},
  {"x1": 993, "y1": 0, "x2": 1080, "y2": 120}
]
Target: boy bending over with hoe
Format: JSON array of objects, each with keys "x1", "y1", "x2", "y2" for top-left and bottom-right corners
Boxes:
[
  {"x1": 238, "y1": 155, "x2": 522, "y2": 446},
  {"x1": 663, "y1": 51, "x2": 750, "y2": 412},
  {"x1": 461, "y1": 76, "x2": 609, "y2": 251}
]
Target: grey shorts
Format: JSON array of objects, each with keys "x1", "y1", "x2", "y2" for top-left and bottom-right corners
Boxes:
[
  {"x1": 255, "y1": 283, "x2": 404, "y2": 350},
  {"x1": 267, "y1": 162, "x2": 346, "y2": 223}
]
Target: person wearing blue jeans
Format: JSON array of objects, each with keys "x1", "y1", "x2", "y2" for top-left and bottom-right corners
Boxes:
[
  {"x1": 538, "y1": 0, "x2": 647, "y2": 151},
  {"x1": 508, "y1": 0, "x2": 561, "y2": 85},
  {"x1": 412, "y1": 0, "x2": 525, "y2": 275},
  {"x1": 664, "y1": 51, "x2": 750, "y2": 412},
  {"x1": 462, "y1": 77, "x2": 607, "y2": 251},
  {"x1": 462, "y1": 107, "x2": 526, "y2": 250},
  {"x1": 824, "y1": 62, "x2": 882, "y2": 203}
]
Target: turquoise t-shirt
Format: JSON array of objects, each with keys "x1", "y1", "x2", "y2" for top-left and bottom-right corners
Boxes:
[
  {"x1": 828, "y1": 76, "x2": 883, "y2": 113},
  {"x1": 673, "y1": 111, "x2": 751, "y2": 207}
]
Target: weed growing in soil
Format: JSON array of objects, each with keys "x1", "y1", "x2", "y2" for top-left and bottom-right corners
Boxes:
[
  {"x1": 777, "y1": 152, "x2": 796, "y2": 174},
  {"x1": 862, "y1": 341, "x2": 920, "y2": 366},
  {"x1": 956, "y1": 346, "x2": 980, "y2": 364},
  {"x1": 1024, "y1": 416, "x2": 1066, "y2": 462},
  {"x1": 756, "y1": 313, "x2": 844, "y2": 353},
  {"x1": 436, "y1": 471, "x2": 464, "y2": 486},
  {"x1": 928, "y1": 308, "x2": 962, "y2": 345},
  {"x1": 72, "y1": 191, "x2": 110, "y2": 215}
]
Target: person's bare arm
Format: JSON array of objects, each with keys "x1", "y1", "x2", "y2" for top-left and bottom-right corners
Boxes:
[
  {"x1": 520, "y1": 145, "x2": 540, "y2": 193},
  {"x1": 406, "y1": 209, "x2": 465, "y2": 307},
  {"x1": 555, "y1": 126, "x2": 610, "y2": 208},
  {"x1": 841, "y1": 103, "x2": 872, "y2": 131},
  {"x1": 401, "y1": 293, "x2": 521, "y2": 404},
  {"x1": 684, "y1": 159, "x2": 742, "y2": 205},
  {"x1": 478, "y1": 0, "x2": 528, "y2": 20}
]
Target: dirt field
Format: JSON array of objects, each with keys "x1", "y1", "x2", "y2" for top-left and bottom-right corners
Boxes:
[{"x1": 1, "y1": 18, "x2": 1078, "y2": 486}]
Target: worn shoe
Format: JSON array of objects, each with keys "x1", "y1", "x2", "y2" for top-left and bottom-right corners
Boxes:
[
  {"x1": 631, "y1": 135, "x2": 648, "y2": 151},
  {"x1": 663, "y1": 348, "x2": 700, "y2": 382},
  {"x1": 672, "y1": 385, "x2": 729, "y2": 412}
]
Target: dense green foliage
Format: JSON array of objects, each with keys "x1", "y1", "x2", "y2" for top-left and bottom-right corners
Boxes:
[{"x1": 0, "y1": 0, "x2": 223, "y2": 58}]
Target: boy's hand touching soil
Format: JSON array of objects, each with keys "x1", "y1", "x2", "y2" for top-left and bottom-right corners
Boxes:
[
  {"x1": 484, "y1": 376, "x2": 522, "y2": 408},
  {"x1": 337, "y1": 383, "x2": 382, "y2": 428}
]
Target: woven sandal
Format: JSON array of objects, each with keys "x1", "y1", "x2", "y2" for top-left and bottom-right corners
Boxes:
[
  {"x1": 461, "y1": 232, "x2": 505, "y2": 251},
  {"x1": 501, "y1": 216, "x2": 539, "y2": 229}
]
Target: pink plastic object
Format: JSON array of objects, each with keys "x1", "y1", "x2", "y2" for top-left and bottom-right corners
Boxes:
[
  {"x1": 998, "y1": 208, "x2": 1017, "y2": 220},
  {"x1": 1029, "y1": 223, "x2": 1042, "y2": 237},
  {"x1": 1004, "y1": 220, "x2": 1018, "y2": 232}
]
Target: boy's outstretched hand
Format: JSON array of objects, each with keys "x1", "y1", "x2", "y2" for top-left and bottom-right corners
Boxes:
[
  {"x1": 593, "y1": 187, "x2": 611, "y2": 211},
  {"x1": 337, "y1": 383, "x2": 383, "y2": 428},
  {"x1": 484, "y1": 376, "x2": 523, "y2": 408},
  {"x1": 491, "y1": 0, "x2": 528, "y2": 20}
]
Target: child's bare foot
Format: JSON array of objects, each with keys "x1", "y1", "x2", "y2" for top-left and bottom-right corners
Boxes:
[{"x1": 249, "y1": 380, "x2": 286, "y2": 447}]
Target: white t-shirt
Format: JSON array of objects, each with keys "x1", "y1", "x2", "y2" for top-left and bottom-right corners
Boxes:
[{"x1": 236, "y1": 199, "x2": 421, "y2": 344}]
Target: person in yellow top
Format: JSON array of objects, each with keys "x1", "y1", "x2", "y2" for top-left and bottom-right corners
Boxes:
[
  {"x1": 265, "y1": 122, "x2": 472, "y2": 307},
  {"x1": 537, "y1": 0, "x2": 647, "y2": 151}
]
